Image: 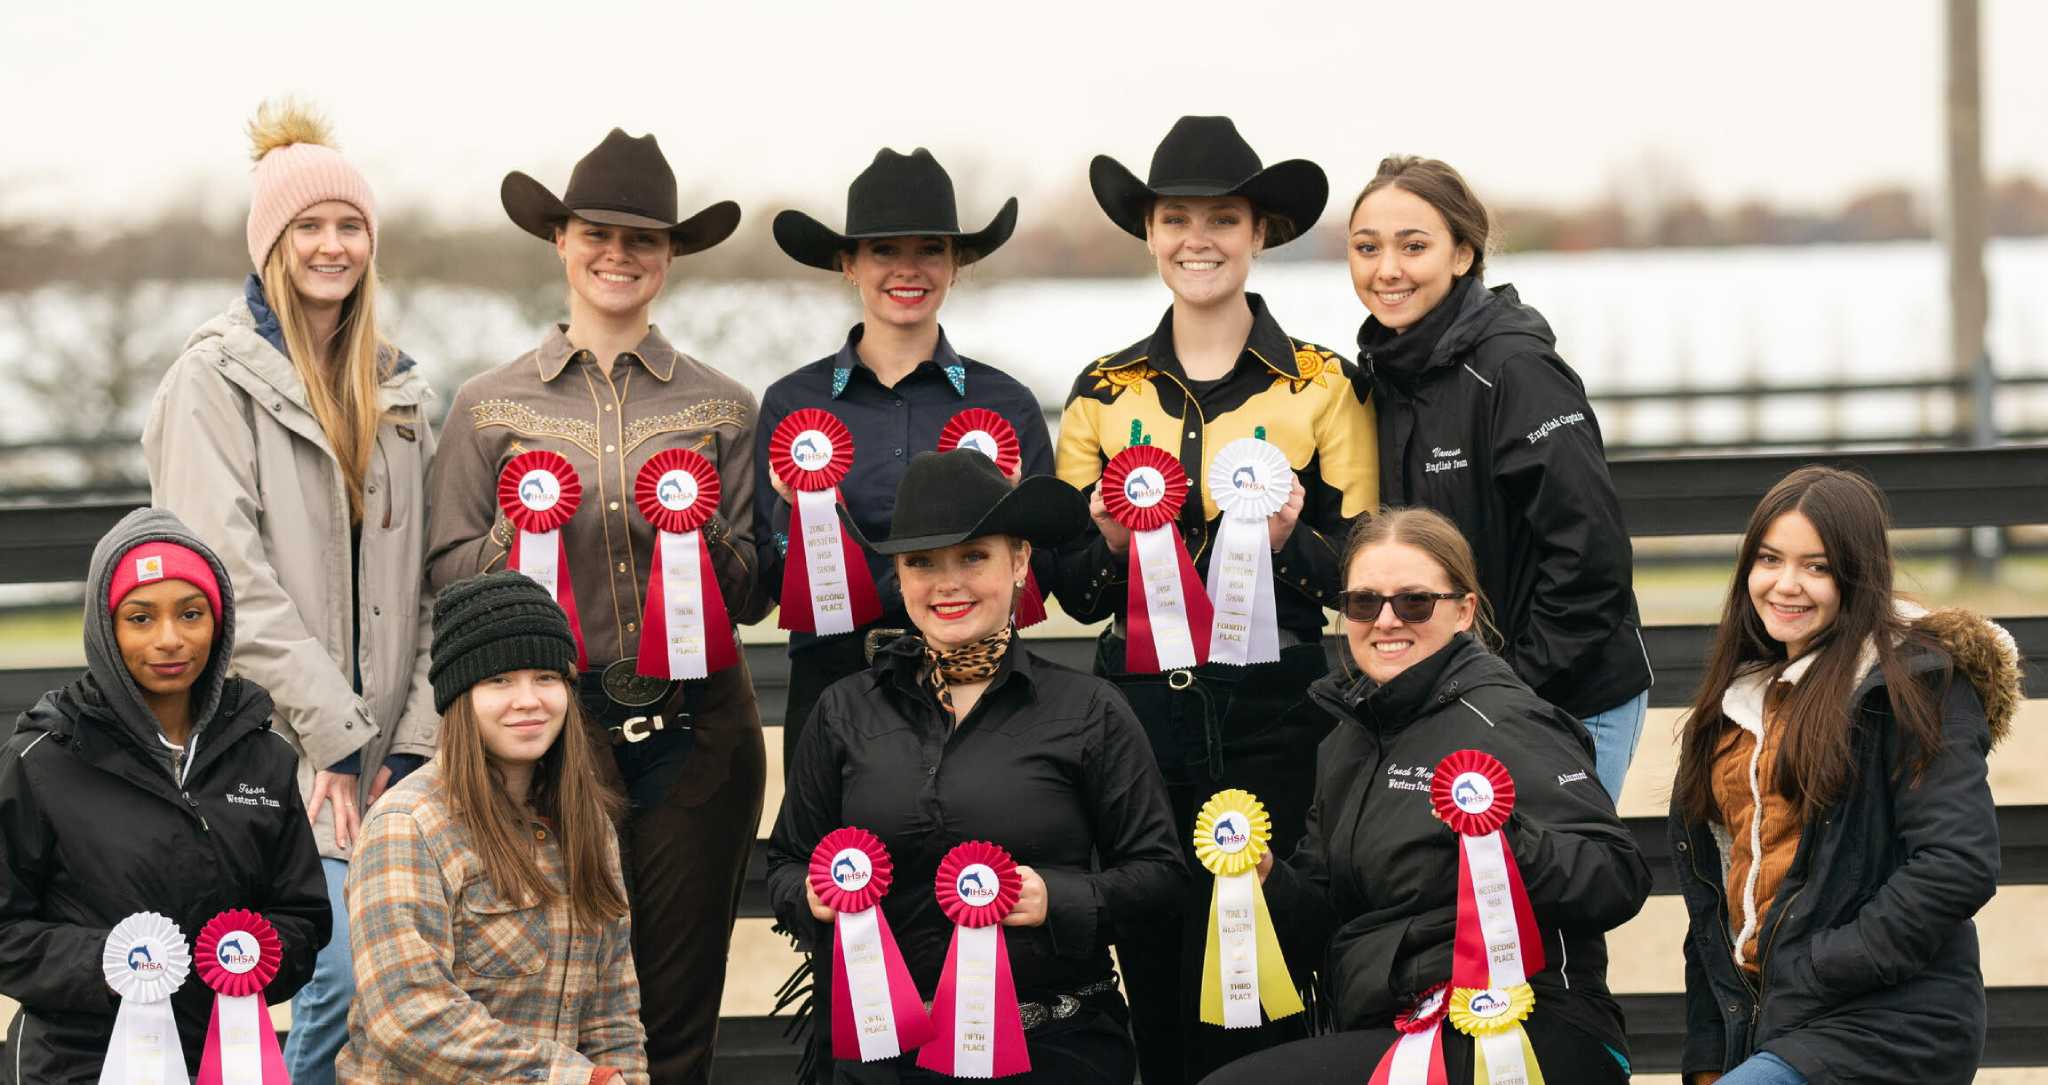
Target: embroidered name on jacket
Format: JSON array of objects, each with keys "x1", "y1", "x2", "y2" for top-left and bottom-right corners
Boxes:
[
  {"x1": 226, "y1": 783, "x2": 282, "y2": 809},
  {"x1": 1425, "y1": 446, "x2": 1469, "y2": 474},
  {"x1": 1385, "y1": 763, "x2": 1436, "y2": 793},
  {"x1": 1525, "y1": 412, "x2": 1587, "y2": 445}
]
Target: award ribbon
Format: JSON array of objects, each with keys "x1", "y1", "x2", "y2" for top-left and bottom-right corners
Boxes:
[
  {"x1": 1194, "y1": 789, "x2": 1302, "y2": 1028},
  {"x1": 193, "y1": 910, "x2": 288, "y2": 1085},
  {"x1": 1100, "y1": 445, "x2": 1213, "y2": 672},
  {"x1": 1432, "y1": 750, "x2": 1547, "y2": 1085},
  {"x1": 1204, "y1": 438, "x2": 1293, "y2": 667},
  {"x1": 634, "y1": 449, "x2": 736, "y2": 680},
  {"x1": 772, "y1": 408, "x2": 882, "y2": 635},
  {"x1": 810, "y1": 828, "x2": 934, "y2": 1063},
  {"x1": 1367, "y1": 985, "x2": 1451, "y2": 1085},
  {"x1": 917, "y1": 841, "x2": 1030, "y2": 1079},
  {"x1": 938, "y1": 409, "x2": 1047, "y2": 628},
  {"x1": 497, "y1": 450, "x2": 588, "y2": 670},
  {"x1": 100, "y1": 913, "x2": 192, "y2": 1085}
]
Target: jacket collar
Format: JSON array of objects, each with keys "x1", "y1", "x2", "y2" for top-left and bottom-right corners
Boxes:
[
  {"x1": 223, "y1": 277, "x2": 429, "y2": 410},
  {"x1": 1356, "y1": 275, "x2": 1475, "y2": 388},
  {"x1": 1106, "y1": 293, "x2": 1302, "y2": 383},
  {"x1": 831, "y1": 324, "x2": 967, "y2": 398},
  {"x1": 1721, "y1": 601, "x2": 1928, "y2": 737},
  {"x1": 871, "y1": 629, "x2": 1037, "y2": 703},
  {"x1": 536, "y1": 323, "x2": 681, "y2": 383},
  {"x1": 1313, "y1": 634, "x2": 1493, "y2": 735}
]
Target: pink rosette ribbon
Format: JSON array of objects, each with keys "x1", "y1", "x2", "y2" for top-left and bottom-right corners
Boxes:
[
  {"x1": 936, "y1": 410, "x2": 1047, "y2": 628},
  {"x1": 1367, "y1": 984, "x2": 1452, "y2": 1085},
  {"x1": 916, "y1": 841, "x2": 1030, "y2": 1079},
  {"x1": 772, "y1": 408, "x2": 882, "y2": 635},
  {"x1": 809, "y1": 828, "x2": 934, "y2": 1062},
  {"x1": 193, "y1": 909, "x2": 287, "y2": 1085},
  {"x1": 1100, "y1": 445, "x2": 1212, "y2": 672},
  {"x1": 634, "y1": 448, "x2": 737, "y2": 680},
  {"x1": 497, "y1": 450, "x2": 589, "y2": 670}
]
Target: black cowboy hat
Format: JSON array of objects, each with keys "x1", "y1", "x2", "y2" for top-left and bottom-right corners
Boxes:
[
  {"x1": 1090, "y1": 116, "x2": 1328, "y2": 247},
  {"x1": 774, "y1": 148, "x2": 1019, "y2": 271},
  {"x1": 502, "y1": 128, "x2": 740, "y2": 256},
  {"x1": 842, "y1": 450, "x2": 1084, "y2": 555}
]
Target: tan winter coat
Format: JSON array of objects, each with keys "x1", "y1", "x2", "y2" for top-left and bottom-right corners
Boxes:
[{"x1": 142, "y1": 287, "x2": 439, "y2": 860}]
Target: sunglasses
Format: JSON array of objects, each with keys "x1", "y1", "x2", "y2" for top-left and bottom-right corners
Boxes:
[{"x1": 1337, "y1": 590, "x2": 1466, "y2": 624}]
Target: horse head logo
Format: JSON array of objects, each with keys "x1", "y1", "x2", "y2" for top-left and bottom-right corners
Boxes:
[
  {"x1": 1125, "y1": 476, "x2": 1156, "y2": 500},
  {"x1": 832, "y1": 856, "x2": 860, "y2": 884},
  {"x1": 519, "y1": 477, "x2": 548, "y2": 504},
  {"x1": 1469, "y1": 991, "x2": 1504, "y2": 1016},
  {"x1": 793, "y1": 435, "x2": 823, "y2": 461},
  {"x1": 1454, "y1": 779, "x2": 1486, "y2": 808},
  {"x1": 958, "y1": 871, "x2": 986, "y2": 894},
  {"x1": 127, "y1": 945, "x2": 153, "y2": 970},
  {"x1": 658, "y1": 477, "x2": 686, "y2": 506},
  {"x1": 218, "y1": 937, "x2": 247, "y2": 960},
  {"x1": 1231, "y1": 465, "x2": 1259, "y2": 490}
]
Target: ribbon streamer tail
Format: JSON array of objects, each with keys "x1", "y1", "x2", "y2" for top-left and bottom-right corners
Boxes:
[
  {"x1": 877, "y1": 911, "x2": 935, "y2": 1052},
  {"x1": 989, "y1": 927, "x2": 1030, "y2": 1077},
  {"x1": 1249, "y1": 874, "x2": 1303, "y2": 1019},
  {"x1": 916, "y1": 928, "x2": 966, "y2": 1076},
  {"x1": 555, "y1": 535, "x2": 588, "y2": 671},
  {"x1": 1367, "y1": 1025, "x2": 1448, "y2": 1085},
  {"x1": 101, "y1": 997, "x2": 188, "y2": 1085}
]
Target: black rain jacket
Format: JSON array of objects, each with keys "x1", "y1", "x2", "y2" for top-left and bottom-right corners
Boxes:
[
  {"x1": 0, "y1": 508, "x2": 328, "y2": 1084},
  {"x1": 1356, "y1": 278, "x2": 1650, "y2": 716},
  {"x1": 1264, "y1": 634, "x2": 1650, "y2": 1054},
  {"x1": 1671, "y1": 608, "x2": 2016, "y2": 1084}
]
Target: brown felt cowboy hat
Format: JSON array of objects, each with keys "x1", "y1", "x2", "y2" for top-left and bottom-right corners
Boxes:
[
  {"x1": 840, "y1": 450, "x2": 1084, "y2": 555},
  {"x1": 774, "y1": 148, "x2": 1018, "y2": 271},
  {"x1": 1090, "y1": 116, "x2": 1328, "y2": 247},
  {"x1": 501, "y1": 128, "x2": 740, "y2": 255}
]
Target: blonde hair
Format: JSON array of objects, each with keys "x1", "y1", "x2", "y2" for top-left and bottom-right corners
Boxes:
[{"x1": 258, "y1": 234, "x2": 387, "y2": 524}]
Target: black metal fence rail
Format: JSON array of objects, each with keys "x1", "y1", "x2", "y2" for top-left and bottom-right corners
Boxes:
[{"x1": 3, "y1": 444, "x2": 2044, "y2": 1078}]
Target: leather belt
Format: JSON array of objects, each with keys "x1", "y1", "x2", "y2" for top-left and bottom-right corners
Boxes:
[{"x1": 924, "y1": 978, "x2": 1116, "y2": 1032}]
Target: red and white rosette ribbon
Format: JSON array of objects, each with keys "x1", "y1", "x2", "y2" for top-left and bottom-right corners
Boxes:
[
  {"x1": 917, "y1": 841, "x2": 1030, "y2": 1079},
  {"x1": 1432, "y1": 751, "x2": 1548, "y2": 1085},
  {"x1": 1367, "y1": 985, "x2": 1451, "y2": 1085},
  {"x1": 193, "y1": 910, "x2": 287, "y2": 1085},
  {"x1": 1204, "y1": 437, "x2": 1293, "y2": 667},
  {"x1": 497, "y1": 450, "x2": 588, "y2": 670},
  {"x1": 810, "y1": 828, "x2": 934, "y2": 1062},
  {"x1": 937, "y1": 409, "x2": 1046, "y2": 628},
  {"x1": 100, "y1": 912, "x2": 192, "y2": 1085},
  {"x1": 772, "y1": 408, "x2": 882, "y2": 635},
  {"x1": 1101, "y1": 445, "x2": 1213, "y2": 672},
  {"x1": 633, "y1": 448, "x2": 736, "y2": 680}
]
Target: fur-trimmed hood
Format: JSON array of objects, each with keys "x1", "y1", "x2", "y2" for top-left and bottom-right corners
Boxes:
[{"x1": 1913, "y1": 606, "x2": 2023, "y2": 748}]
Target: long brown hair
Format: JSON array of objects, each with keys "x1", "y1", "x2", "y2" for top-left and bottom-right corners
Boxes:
[
  {"x1": 1340, "y1": 507, "x2": 1501, "y2": 650},
  {"x1": 438, "y1": 687, "x2": 627, "y2": 929},
  {"x1": 1673, "y1": 466, "x2": 1945, "y2": 825},
  {"x1": 1351, "y1": 156, "x2": 1492, "y2": 281}
]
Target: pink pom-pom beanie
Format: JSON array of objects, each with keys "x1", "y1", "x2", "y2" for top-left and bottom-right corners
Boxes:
[{"x1": 245, "y1": 140, "x2": 378, "y2": 271}]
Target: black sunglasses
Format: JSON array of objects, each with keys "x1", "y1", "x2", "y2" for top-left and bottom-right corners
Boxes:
[{"x1": 1337, "y1": 590, "x2": 1466, "y2": 624}]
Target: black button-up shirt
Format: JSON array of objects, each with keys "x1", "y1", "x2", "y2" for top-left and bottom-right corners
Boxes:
[
  {"x1": 765, "y1": 638, "x2": 1186, "y2": 999},
  {"x1": 754, "y1": 326, "x2": 1057, "y2": 651}
]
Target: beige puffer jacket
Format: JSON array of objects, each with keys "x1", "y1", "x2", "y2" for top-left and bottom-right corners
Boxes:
[{"x1": 142, "y1": 284, "x2": 439, "y2": 860}]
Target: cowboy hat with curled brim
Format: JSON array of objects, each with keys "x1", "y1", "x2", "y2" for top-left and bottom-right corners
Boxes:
[
  {"x1": 840, "y1": 450, "x2": 1085, "y2": 555},
  {"x1": 1090, "y1": 115, "x2": 1328, "y2": 246},
  {"x1": 502, "y1": 128, "x2": 740, "y2": 256},
  {"x1": 774, "y1": 147, "x2": 1019, "y2": 271}
]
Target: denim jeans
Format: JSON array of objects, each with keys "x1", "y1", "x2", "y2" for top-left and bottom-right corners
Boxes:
[
  {"x1": 282, "y1": 857, "x2": 352, "y2": 1085},
  {"x1": 1578, "y1": 689, "x2": 1648, "y2": 801},
  {"x1": 1719, "y1": 1051, "x2": 1807, "y2": 1084}
]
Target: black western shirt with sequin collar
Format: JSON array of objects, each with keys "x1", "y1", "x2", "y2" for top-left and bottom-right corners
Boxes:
[{"x1": 764, "y1": 636, "x2": 1187, "y2": 999}]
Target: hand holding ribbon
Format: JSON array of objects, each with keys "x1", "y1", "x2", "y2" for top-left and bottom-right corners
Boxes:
[
  {"x1": 1194, "y1": 789, "x2": 1303, "y2": 1028},
  {"x1": 1101, "y1": 445, "x2": 1212, "y2": 672},
  {"x1": 772, "y1": 408, "x2": 882, "y2": 635},
  {"x1": 917, "y1": 841, "x2": 1030, "y2": 1079},
  {"x1": 497, "y1": 451, "x2": 588, "y2": 670},
  {"x1": 1204, "y1": 437, "x2": 1294, "y2": 667},
  {"x1": 634, "y1": 448, "x2": 737, "y2": 679},
  {"x1": 809, "y1": 828, "x2": 934, "y2": 1063},
  {"x1": 193, "y1": 910, "x2": 288, "y2": 1085},
  {"x1": 939, "y1": 410, "x2": 1047, "y2": 627},
  {"x1": 100, "y1": 913, "x2": 192, "y2": 1085},
  {"x1": 1432, "y1": 750, "x2": 1547, "y2": 1085}
]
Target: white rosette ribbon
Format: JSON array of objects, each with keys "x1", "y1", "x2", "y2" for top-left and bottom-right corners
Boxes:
[
  {"x1": 100, "y1": 912, "x2": 192, "y2": 1085},
  {"x1": 1204, "y1": 438, "x2": 1293, "y2": 667}
]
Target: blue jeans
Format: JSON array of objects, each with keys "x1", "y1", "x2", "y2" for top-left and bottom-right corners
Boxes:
[
  {"x1": 1579, "y1": 690, "x2": 1648, "y2": 802},
  {"x1": 1719, "y1": 1051, "x2": 1807, "y2": 1084},
  {"x1": 282, "y1": 857, "x2": 352, "y2": 1085}
]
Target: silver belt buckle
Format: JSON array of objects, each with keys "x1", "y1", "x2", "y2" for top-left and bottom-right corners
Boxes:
[{"x1": 616, "y1": 714, "x2": 667, "y2": 744}]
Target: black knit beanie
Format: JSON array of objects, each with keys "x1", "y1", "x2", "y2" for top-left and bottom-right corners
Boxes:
[{"x1": 429, "y1": 571, "x2": 579, "y2": 714}]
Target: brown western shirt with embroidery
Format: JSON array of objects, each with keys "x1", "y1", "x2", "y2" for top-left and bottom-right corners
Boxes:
[{"x1": 425, "y1": 325, "x2": 770, "y2": 663}]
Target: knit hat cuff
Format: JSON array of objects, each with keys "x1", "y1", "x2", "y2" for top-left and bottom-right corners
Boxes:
[
  {"x1": 246, "y1": 142, "x2": 379, "y2": 271},
  {"x1": 107, "y1": 541, "x2": 224, "y2": 626}
]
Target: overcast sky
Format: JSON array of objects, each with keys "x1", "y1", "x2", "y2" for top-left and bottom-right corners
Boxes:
[{"x1": 7, "y1": 1, "x2": 2047, "y2": 231}]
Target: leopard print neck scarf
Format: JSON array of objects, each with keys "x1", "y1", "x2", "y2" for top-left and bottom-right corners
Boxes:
[{"x1": 924, "y1": 625, "x2": 1014, "y2": 717}]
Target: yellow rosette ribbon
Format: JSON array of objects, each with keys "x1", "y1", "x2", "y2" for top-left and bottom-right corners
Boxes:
[
  {"x1": 1195, "y1": 789, "x2": 1303, "y2": 1028},
  {"x1": 1449, "y1": 984, "x2": 1545, "y2": 1085}
]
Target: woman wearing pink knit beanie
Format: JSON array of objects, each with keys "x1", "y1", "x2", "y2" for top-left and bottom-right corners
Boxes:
[{"x1": 141, "y1": 98, "x2": 440, "y2": 1085}]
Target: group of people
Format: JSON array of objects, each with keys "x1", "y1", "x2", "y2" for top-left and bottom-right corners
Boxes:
[{"x1": 0, "y1": 100, "x2": 2015, "y2": 1085}]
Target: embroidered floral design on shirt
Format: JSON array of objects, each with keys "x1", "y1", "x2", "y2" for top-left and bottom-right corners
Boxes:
[
  {"x1": 1089, "y1": 358, "x2": 1158, "y2": 401},
  {"x1": 1279, "y1": 346, "x2": 1337, "y2": 394},
  {"x1": 623, "y1": 400, "x2": 750, "y2": 453},
  {"x1": 469, "y1": 399, "x2": 600, "y2": 456}
]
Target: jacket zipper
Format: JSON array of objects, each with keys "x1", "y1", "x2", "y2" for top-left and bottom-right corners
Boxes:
[{"x1": 1681, "y1": 826, "x2": 1761, "y2": 1010}]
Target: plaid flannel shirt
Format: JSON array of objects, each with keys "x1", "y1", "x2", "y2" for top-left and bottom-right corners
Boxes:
[{"x1": 337, "y1": 766, "x2": 648, "y2": 1085}]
